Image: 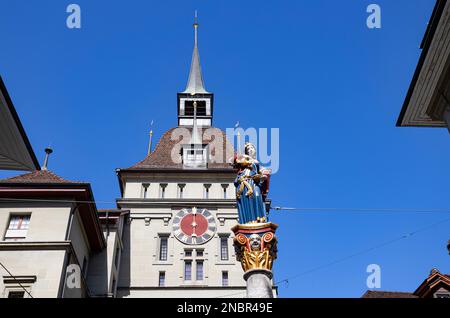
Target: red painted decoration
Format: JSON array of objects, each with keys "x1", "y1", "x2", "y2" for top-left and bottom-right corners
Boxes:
[{"x1": 180, "y1": 213, "x2": 208, "y2": 237}]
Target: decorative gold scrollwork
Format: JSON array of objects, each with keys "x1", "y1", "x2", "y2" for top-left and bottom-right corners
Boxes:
[{"x1": 232, "y1": 223, "x2": 278, "y2": 272}]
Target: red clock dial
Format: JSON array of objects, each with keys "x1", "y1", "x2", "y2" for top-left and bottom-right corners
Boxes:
[
  {"x1": 180, "y1": 213, "x2": 208, "y2": 237},
  {"x1": 173, "y1": 208, "x2": 216, "y2": 245}
]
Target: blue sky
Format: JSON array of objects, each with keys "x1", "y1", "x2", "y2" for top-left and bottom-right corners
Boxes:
[{"x1": 1, "y1": 0, "x2": 449, "y2": 298}]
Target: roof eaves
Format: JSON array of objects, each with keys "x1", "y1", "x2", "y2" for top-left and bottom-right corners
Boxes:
[
  {"x1": 397, "y1": 0, "x2": 448, "y2": 126},
  {"x1": 0, "y1": 75, "x2": 41, "y2": 171}
]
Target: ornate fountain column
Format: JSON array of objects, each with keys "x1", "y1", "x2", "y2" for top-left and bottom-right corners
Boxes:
[
  {"x1": 231, "y1": 142, "x2": 278, "y2": 298},
  {"x1": 232, "y1": 222, "x2": 278, "y2": 298}
]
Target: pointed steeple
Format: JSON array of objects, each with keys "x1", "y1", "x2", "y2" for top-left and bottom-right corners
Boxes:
[{"x1": 183, "y1": 11, "x2": 209, "y2": 95}]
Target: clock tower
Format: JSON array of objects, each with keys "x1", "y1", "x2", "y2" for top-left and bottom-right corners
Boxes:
[{"x1": 114, "y1": 16, "x2": 253, "y2": 298}]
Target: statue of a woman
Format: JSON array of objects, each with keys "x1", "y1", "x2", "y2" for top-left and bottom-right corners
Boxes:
[{"x1": 233, "y1": 143, "x2": 271, "y2": 224}]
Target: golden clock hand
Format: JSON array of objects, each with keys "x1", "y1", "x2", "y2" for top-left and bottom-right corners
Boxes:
[{"x1": 191, "y1": 213, "x2": 197, "y2": 237}]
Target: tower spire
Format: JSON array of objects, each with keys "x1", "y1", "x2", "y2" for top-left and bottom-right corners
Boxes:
[{"x1": 183, "y1": 11, "x2": 209, "y2": 95}]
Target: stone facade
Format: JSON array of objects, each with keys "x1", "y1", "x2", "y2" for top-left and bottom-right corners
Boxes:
[
  {"x1": 114, "y1": 172, "x2": 248, "y2": 298},
  {"x1": 0, "y1": 201, "x2": 95, "y2": 298}
]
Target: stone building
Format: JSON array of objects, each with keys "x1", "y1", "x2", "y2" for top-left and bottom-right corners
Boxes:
[
  {"x1": 106, "y1": 17, "x2": 253, "y2": 298},
  {"x1": 0, "y1": 170, "x2": 105, "y2": 298},
  {"x1": 0, "y1": 19, "x2": 270, "y2": 298}
]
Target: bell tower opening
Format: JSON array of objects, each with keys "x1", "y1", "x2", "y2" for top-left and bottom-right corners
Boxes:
[{"x1": 178, "y1": 94, "x2": 213, "y2": 127}]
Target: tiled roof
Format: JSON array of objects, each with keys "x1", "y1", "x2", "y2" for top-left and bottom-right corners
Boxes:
[
  {"x1": 414, "y1": 269, "x2": 450, "y2": 297},
  {"x1": 0, "y1": 169, "x2": 76, "y2": 184},
  {"x1": 362, "y1": 291, "x2": 417, "y2": 298},
  {"x1": 125, "y1": 127, "x2": 235, "y2": 170}
]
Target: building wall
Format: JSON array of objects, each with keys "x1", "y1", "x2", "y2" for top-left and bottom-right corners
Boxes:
[
  {"x1": 117, "y1": 287, "x2": 247, "y2": 298},
  {"x1": 0, "y1": 202, "x2": 93, "y2": 298},
  {"x1": 0, "y1": 249, "x2": 66, "y2": 298},
  {"x1": 124, "y1": 181, "x2": 235, "y2": 200},
  {"x1": 0, "y1": 203, "x2": 72, "y2": 241},
  {"x1": 115, "y1": 170, "x2": 284, "y2": 298},
  {"x1": 118, "y1": 204, "x2": 245, "y2": 297},
  {"x1": 87, "y1": 218, "x2": 125, "y2": 297},
  {"x1": 69, "y1": 210, "x2": 91, "y2": 275},
  {"x1": 62, "y1": 252, "x2": 89, "y2": 298}
]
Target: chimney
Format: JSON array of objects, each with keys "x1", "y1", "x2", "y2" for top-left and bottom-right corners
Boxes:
[{"x1": 42, "y1": 147, "x2": 53, "y2": 170}]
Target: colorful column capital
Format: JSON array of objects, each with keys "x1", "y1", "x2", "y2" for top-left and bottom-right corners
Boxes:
[{"x1": 232, "y1": 222, "x2": 278, "y2": 273}]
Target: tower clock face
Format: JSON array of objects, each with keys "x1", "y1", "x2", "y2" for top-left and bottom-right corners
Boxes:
[{"x1": 172, "y1": 207, "x2": 216, "y2": 245}]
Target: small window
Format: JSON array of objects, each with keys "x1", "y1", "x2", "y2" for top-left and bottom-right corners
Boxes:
[
  {"x1": 184, "y1": 261, "x2": 192, "y2": 281},
  {"x1": 159, "y1": 237, "x2": 168, "y2": 261},
  {"x1": 196, "y1": 261, "x2": 204, "y2": 281},
  {"x1": 8, "y1": 215, "x2": 30, "y2": 230},
  {"x1": 220, "y1": 237, "x2": 229, "y2": 261},
  {"x1": 178, "y1": 184, "x2": 186, "y2": 199},
  {"x1": 221, "y1": 184, "x2": 228, "y2": 199},
  {"x1": 159, "y1": 184, "x2": 168, "y2": 199},
  {"x1": 8, "y1": 291, "x2": 25, "y2": 298},
  {"x1": 185, "y1": 250, "x2": 193, "y2": 257},
  {"x1": 435, "y1": 292, "x2": 450, "y2": 298},
  {"x1": 222, "y1": 271, "x2": 229, "y2": 287},
  {"x1": 182, "y1": 145, "x2": 207, "y2": 169},
  {"x1": 160, "y1": 185, "x2": 165, "y2": 198},
  {"x1": 196, "y1": 250, "x2": 204, "y2": 258},
  {"x1": 159, "y1": 272, "x2": 166, "y2": 287},
  {"x1": 142, "y1": 183, "x2": 150, "y2": 199},
  {"x1": 5, "y1": 214, "x2": 31, "y2": 240},
  {"x1": 203, "y1": 184, "x2": 211, "y2": 199}
]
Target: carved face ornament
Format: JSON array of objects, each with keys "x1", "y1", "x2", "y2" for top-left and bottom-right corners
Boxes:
[{"x1": 249, "y1": 234, "x2": 261, "y2": 251}]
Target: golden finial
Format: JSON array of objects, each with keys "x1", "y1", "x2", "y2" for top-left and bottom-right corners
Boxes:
[
  {"x1": 147, "y1": 120, "x2": 154, "y2": 156},
  {"x1": 235, "y1": 121, "x2": 242, "y2": 154}
]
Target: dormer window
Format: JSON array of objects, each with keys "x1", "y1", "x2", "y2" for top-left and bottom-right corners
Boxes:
[{"x1": 182, "y1": 144, "x2": 208, "y2": 169}]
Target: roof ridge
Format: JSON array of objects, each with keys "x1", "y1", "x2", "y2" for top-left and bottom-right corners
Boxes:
[{"x1": 0, "y1": 169, "x2": 82, "y2": 184}]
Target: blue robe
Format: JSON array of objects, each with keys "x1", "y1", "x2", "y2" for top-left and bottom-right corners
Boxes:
[{"x1": 235, "y1": 161, "x2": 267, "y2": 224}]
